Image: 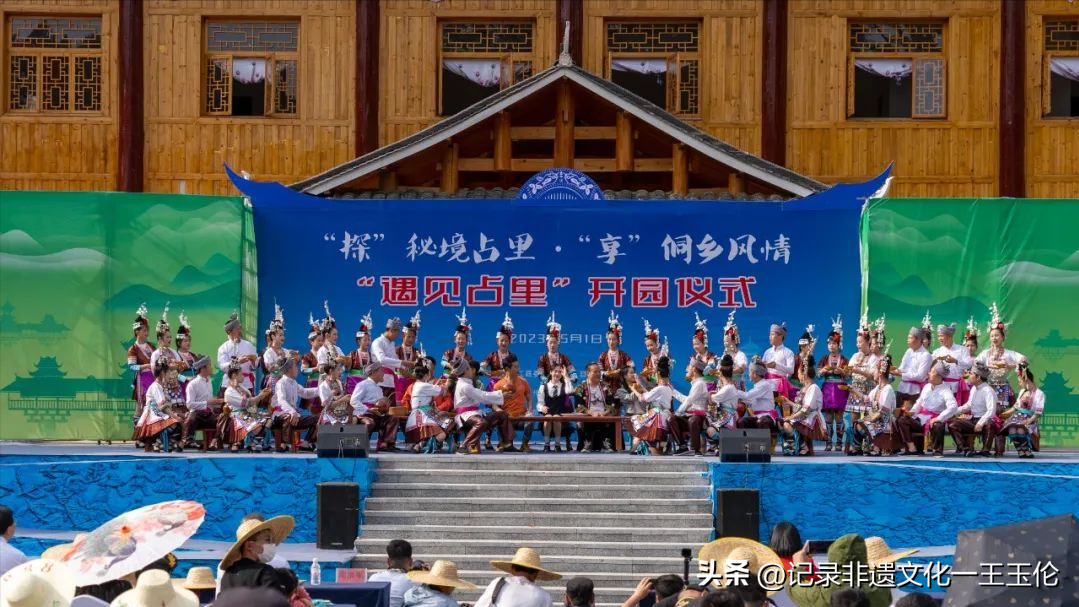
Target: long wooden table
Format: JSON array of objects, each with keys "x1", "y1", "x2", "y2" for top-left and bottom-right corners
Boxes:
[{"x1": 512, "y1": 414, "x2": 625, "y2": 451}]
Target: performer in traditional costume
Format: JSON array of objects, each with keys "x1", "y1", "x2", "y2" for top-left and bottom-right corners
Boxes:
[
  {"x1": 975, "y1": 302, "x2": 1025, "y2": 409},
  {"x1": 350, "y1": 362, "x2": 402, "y2": 452},
  {"x1": 300, "y1": 315, "x2": 324, "y2": 412},
  {"x1": 1000, "y1": 363, "x2": 1044, "y2": 458},
  {"x1": 127, "y1": 303, "x2": 156, "y2": 423},
  {"x1": 737, "y1": 358, "x2": 779, "y2": 436},
  {"x1": 598, "y1": 311, "x2": 633, "y2": 394},
  {"x1": 853, "y1": 354, "x2": 897, "y2": 456},
  {"x1": 671, "y1": 357, "x2": 711, "y2": 455},
  {"x1": 629, "y1": 356, "x2": 674, "y2": 455},
  {"x1": 317, "y1": 362, "x2": 353, "y2": 426},
  {"x1": 451, "y1": 358, "x2": 514, "y2": 454},
  {"x1": 949, "y1": 361, "x2": 998, "y2": 457},
  {"x1": 870, "y1": 314, "x2": 887, "y2": 359},
  {"x1": 217, "y1": 312, "x2": 259, "y2": 395},
  {"x1": 690, "y1": 313, "x2": 718, "y2": 390},
  {"x1": 315, "y1": 302, "x2": 350, "y2": 370},
  {"x1": 537, "y1": 312, "x2": 577, "y2": 386},
  {"x1": 346, "y1": 311, "x2": 374, "y2": 394},
  {"x1": 780, "y1": 354, "x2": 826, "y2": 456},
  {"x1": 271, "y1": 357, "x2": 321, "y2": 452},
  {"x1": 134, "y1": 358, "x2": 184, "y2": 452},
  {"x1": 182, "y1": 356, "x2": 223, "y2": 450},
  {"x1": 394, "y1": 311, "x2": 423, "y2": 403},
  {"x1": 762, "y1": 323, "x2": 796, "y2": 399},
  {"x1": 919, "y1": 311, "x2": 933, "y2": 351},
  {"x1": 819, "y1": 316, "x2": 850, "y2": 453},
  {"x1": 537, "y1": 363, "x2": 573, "y2": 452},
  {"x1": 963, "y1": 317, "x2": 979, "y2": 361},
  {"x1": 223, "y1": 358, "x2": 275, "y2": 452},
  {"x1": 372, "y1": 316, "x2": 404, "y2": 404},
  {"x1": 895, "y1": 362, "x2": 958, "y2": 456},
  {"x1": 175, "y1": 312, "x2": 198, "y2": 391},
  {"x1": 261, "y1": 304, "x2": 297, "y2": 395},
  {"x1": 441, "y1": 308, "x2": 475, "y2": 376},
  {"x1": 150, "y1": 304, "x2": 183, "y2": 374},
  {"x1": 405, "y1": 355, "x2": 455, "y2": 453},
  {"x1": 896, "y1": 325, "x2": 932, "y2": 410},
  {"x1": 638, "y1": 320, "x2": 665, "y2": 391},
  {"x1": 481, "y1": 313, "x2": 516, "y2": 389},
  {"x1": 933, "y1": 322, "x2": 972, "y2": 406},
  {"x1": 705, "y1": 355, "x2": 742, "y2": 454},
  {"x1": 576, "y1": 362, "x2": 616, "y2": 452},
  {"x1": 721, "y1": 311, "x2": 748, "y2": 390},
  {"x1": 616, "y1": 367, "x2": 647, "y2": 416},
  {"x1": 791, "y1": 326, "x2": 815, "y2": 396}
]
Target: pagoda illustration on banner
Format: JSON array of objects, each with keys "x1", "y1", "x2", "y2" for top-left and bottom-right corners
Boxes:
[
  {"x1": 0, "y1": 301, "x2": 70, "y2": 341},
  {"x1": 0, "y1": 356, "x2": 131, "y2": 433}
]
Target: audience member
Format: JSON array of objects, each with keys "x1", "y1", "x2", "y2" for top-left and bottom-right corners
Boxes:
[
  {"x1": 216, "y1": 513, "x2": 290, "y2": 591},
  {"x1": 670, "y1": 583, "x2": 708, "y2": 607},
  {"x1": 565, "y1": 576, "x2": 596, "y2": 607},
  {"x1": 404, "y1": 559, "x2": 477, "y2": 607},
  {"x1": 212, "y1": 587, "x2": 290, "y2": 607},
  {"x1": 474, "y1": 547, "x2": 562, "y2": 607},
  {"x1": 732, "y1": 576, "x2": 768, "y2": 607},
  {"x1": 219, "y1": 515, "x2": 294, "y2": 594},
  {"x1": 109, "y1": 569, "x2": 199, "y2": 607},
  {"x1": 830, "y1": 588, "x2": 870, "y2": 607},
  {"x1": 894, "y1": 593, "x2": 938, "y2": 607},
  {"x1": 275, "y1": 567, "x2": 313, "y2": 607},
  {"x1": 619, "y1": 576, "x2": 657, "y2": 607},
  {"x1": 370, "y1": 539, "x2": 420, "y2": 607},
  {"x1": 699, "y1": 589, "x2": 745, "y2": 607},
  {"x1": 654, "y1": 573, "x2": 686, "y2": 604},
  {"x1": 787, "y1": 534, "x2": 890, "y2": 607},
  {"x1": 0, "y1": 505, "x2": 28, "y2": 575}
]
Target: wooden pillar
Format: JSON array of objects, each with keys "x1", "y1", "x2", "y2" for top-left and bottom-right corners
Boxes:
[
  {"x1": 554, "y1": 81, "x2": 575, "y2": 167},
  {"x1": 728, "y1": 172, "x2": 744, "y2": 195},
  {"x1": 441, "y1": 143, "x2": 459, "y2": 194},
  {"x1": 999, "y1": 0, "x2": 1025, "y2": 197},
  {"x1": 355, "y1": 0, "x2": 380, "y2": 156},
  {"x1": 117, "y1": 0, "x2": 144, "y2": 192},
  {"x1": 379, "y1": 170, "x2": 397, "y2": 191},
  {"x1": 494, "y1": 112, "x2": 512, "y2": 172},
  {"x1": 615, "y1": 111, "x2": 633, "y2": 171},
  {"x1": 761, "y1": 0, "x2": 788, "y2": 167},
  {"x1": 556, "y1": 0, "x2": 583, "y2": 65},
  {"x1": 672, "y1": 144, "x2": 688, "y2": 195}
]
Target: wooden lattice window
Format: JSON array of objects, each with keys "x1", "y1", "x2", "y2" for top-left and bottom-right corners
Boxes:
[
  {"x1": 604, "y1": 21, "x2": 700, "y2": 116},
  {"x1": 847, "y1": 22, "x2": 946, "y2": 119},
  {"x1": 1043, "y1": 19, "x2": 1079, "y2": 118},
  {"x1": 203, "y1": 20, "x2": 298, "y2": 117},
  {"x1": 438, "y1": 22, "x2": 535, "y2": 116},
  {"x1": 6, "y1": 16, "x2": 103, "y2": 113}
]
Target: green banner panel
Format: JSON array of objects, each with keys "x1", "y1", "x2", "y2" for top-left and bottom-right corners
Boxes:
[
  {"x1": 0, "y1": 191, "x2": 249, "y2": 440},
  {"x1": 862, "y1": 198, "x2": 1079, "y2": 447}
]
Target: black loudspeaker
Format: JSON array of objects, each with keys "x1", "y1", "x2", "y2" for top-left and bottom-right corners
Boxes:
[
  {"x1": 719, "y1": 428, "x2": 772, "y2": 463},
  {"x1": 715, "y1": 488, "x2": 760, "y2": 540},
  {"x1": 316, "y1": 424, "x2": 369, "y2": 458},
  {"x1": 317, "y1": 482, "x2": 360, "y2": 549}
]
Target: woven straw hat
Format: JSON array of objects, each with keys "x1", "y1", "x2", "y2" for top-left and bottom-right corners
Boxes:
[
  {"x1": 490, "y1": 547, "x2": 562, "y2": 581},
  {"x1": 0, "y1": 559, "x2": 75, "y2": 607},
  {"x1": 698, "y1": 538, "x2": 784, "y2": 596},
  {"x1": 40, "y1": 533, "x2": 87, "y2": 561},
  {"x1": 110, "y1": 569, "x2": 197, "y2": 607},
  {"x1": 219, "y1": 515, "x2": 294, "y2": 570},
  {"x1": 172, "y1": 566, "x2": 216, "y2": 591},
  {"x1": 406, "y1": 560, "x2": 478, "y2": 589},
  {"x1": 864, "y1": 537, "x2": 919, "y2": 567}
]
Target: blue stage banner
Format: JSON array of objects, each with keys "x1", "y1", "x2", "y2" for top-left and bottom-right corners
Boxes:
[{"x1": 232, "y1": 173, "x2": 864, "y2": 387}]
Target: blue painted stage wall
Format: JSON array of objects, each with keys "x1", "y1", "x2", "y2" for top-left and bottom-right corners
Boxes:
[
  {"x1": 0, "y1": 455, "x2": 378, "y2": 543},
  {"x1": 710, "y1": 460, "x2": 1079, "y2": 547}
]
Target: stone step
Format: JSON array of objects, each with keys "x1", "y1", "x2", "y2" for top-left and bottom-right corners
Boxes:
[
  {"x1": 370, "y1": 482, "x2": 711, "y2": 500},
  {"x1": 360, "y1": 524, "x2": 712, "y2": 544},
  {"x1": 364, "y1": 496, "x2": 713, "y2": 514},
  {"x1": 374, "y1": 469, "x2": 706, "y2": 486},
  {"x1": 363, "y1": 510, "x2": 712, "y2": 528},
  {"x1": 353, "y1": 538, "x2": 700, "y2": 559},
  {"x1": 353, "y1": 553, "x2": 685, "y2": 575},
  {"x1": 372, "y1": 455, "x2": 711, "y2": 473}
]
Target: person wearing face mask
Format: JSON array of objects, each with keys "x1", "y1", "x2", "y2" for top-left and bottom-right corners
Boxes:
[{"x1": 218, "y1": 514, "x2": 294, "y2": 595}]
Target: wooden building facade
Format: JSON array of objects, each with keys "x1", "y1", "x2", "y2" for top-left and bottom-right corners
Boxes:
[{"x1": 1, "y1": 0, "x2": 1076, "y2": 197}]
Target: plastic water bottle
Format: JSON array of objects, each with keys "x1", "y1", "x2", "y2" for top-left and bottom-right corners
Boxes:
[{"x1": 310, "y1": 558, "x2": 321, "y2": 586}]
